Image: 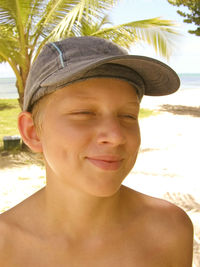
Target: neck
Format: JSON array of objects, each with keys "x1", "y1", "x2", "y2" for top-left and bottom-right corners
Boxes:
[{"x1": 41, "y1": 175, "x2": 124, "y2": 240}]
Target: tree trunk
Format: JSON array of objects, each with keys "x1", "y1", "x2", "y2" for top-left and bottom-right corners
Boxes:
[
  {"x1": 17, "y1": 90, "x2": 24, "y2": 110},
  {"x1": 16, "y1": 66, "x2": 29, "y2": 110},
  {"x1": 15, "y1": 79, "x2": 24, "y2": 110}
]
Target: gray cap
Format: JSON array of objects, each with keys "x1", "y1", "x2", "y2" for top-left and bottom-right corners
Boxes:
[{"x1": 24, "y1": 36, "x2": 180, "y2": 111}]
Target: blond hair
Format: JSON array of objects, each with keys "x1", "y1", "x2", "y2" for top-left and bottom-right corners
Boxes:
[{"x1": 31, "y1": 92, "x2": 53, "y2": 134}]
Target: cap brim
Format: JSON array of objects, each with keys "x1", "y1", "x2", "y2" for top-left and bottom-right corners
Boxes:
[{"x1": 41, "y1": 54, "x2": 180, "y2": 96}]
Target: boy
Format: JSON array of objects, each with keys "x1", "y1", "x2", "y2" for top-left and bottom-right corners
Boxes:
[{"x1": 0, "y1": 37, "x2": 193, "y2": 266}]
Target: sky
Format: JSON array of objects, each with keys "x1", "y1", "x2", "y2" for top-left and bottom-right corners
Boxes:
[
  {"x1": 0, "y1": 0, "x2": 199, "y2": 77},
  {"x1": 110, "y1": 0, "x2": 200, "y2": 74}
]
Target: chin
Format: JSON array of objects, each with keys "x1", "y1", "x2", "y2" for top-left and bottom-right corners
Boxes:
[
  {"x1": 82, "y1": 165, "x2": 133, "y2": 197},
  {"x1": 85, "y1": 180, "x2": 123, "y2": 198}
]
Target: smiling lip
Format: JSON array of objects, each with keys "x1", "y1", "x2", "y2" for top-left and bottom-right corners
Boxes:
[{"x1": 86, "y1": 156, "x2": 123, "y2": 171}]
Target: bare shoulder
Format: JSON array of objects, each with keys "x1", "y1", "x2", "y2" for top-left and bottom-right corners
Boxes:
[
  {"x1": 123, "y1": 187, "x2": 193, "y2": 267},
  {"x1": 137, "y1": 189, "x2": 193, "y2": 240},
  {"x1": 0, "y1": 206, "x2": 22, "y2": 243},
  {"x1": 147, "y1": 193, "x2": 193, "y2": 237},
  {"x1": 0, "y1": 189, "x2": 44, "y2": 263},
  {"x1": 146, "y1": 194, "x2": 193, "y2": 267},
  {"x1": 0, "y1": 212, "x2": 14, "y2": 264},
  {"x1": 154, "y1": 197, "x2": 193, "y2": 266},
  {"x1": 125, "y1": 186, "x2": 193, "y2": 232}
]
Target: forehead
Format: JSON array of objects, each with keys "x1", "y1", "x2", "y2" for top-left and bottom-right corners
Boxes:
[{"x1": 51, "y1": 78, "x2": 139, "y2": 104}]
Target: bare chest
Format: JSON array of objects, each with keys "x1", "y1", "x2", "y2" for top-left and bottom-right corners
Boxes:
[{"x1": 3, "y1": 233, "x2": 170, "y2": 267}]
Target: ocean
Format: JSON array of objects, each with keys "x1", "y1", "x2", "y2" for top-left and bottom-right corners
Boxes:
[{"x1": 0, "y1": 73, "x2": 200, "y2": 99}]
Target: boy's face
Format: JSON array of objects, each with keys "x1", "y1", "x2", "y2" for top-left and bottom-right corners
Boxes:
[{"x1": 39, "y1": 78, "x2": 140, "y2": 197}]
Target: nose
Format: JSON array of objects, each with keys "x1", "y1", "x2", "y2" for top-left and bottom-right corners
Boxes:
[{"x1": 95, "y1": 116, "x2": 126, "y2": 146}]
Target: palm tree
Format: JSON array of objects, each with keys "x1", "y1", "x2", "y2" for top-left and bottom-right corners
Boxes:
[
  {"x1": 76, "y1": 14, "x2": 178, "y2": 57},
  {"x1": 0, "y1": 0, "x2": 179, "y2": 109}
]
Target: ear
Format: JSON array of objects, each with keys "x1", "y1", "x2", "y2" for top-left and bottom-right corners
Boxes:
[{"x1": 18, "y1": 111, "x2": 43, "y2": 152}]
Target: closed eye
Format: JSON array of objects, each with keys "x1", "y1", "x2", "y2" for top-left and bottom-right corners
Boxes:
[
  {"x1": 70, "y1": 111, "x2": 95, "y2": 115},
  {"x1": 119, "y1": 114, "x2": 137, "y2": 120}
]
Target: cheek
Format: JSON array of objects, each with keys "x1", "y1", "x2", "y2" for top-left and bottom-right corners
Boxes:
[
  {"x1": 136, "y1": 124, "x2": 141, "y2": 148},
  {"x1": 41, "y1": 119, "x2": 92, "y2": 159},
  {"x1": 126, "y1": 124, "x2": 141, "y2": 162},
  {"x1": 128, "y1": 123, "x2": 141, "y2": 147}
]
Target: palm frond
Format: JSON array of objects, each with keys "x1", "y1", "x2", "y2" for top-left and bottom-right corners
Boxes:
[
  {"x1": 0, "y1": 0, "x2": 34, "y2": 66},
  {"x1": 33, "y1": 0, "x2": 70, "y2": 37},
  {"x1": 0, "y1": 0, "x2": 34, "y2": 28},
  {"x1": 0, "y1": 0, "x2": 181, "y2": 107},
  {"x1": 26, "y1": 0, "x2": 46, "y2": 38},
  {"x1": 0, "y1": 38, "x2": 24, "y2": 67},
  {"x1": 89, "y1": 17, "x2": 180, "y2": 59},
  {"x1": 48, "y1": 0, "x2": 118, "y2": 40}
]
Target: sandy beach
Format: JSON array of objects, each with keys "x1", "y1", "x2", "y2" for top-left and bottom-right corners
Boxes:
[{"x1": 0, "y1": 88, "x2": 200, "y2": 266}]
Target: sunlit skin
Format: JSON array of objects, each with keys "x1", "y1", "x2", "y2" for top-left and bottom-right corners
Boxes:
[
  {"x1": 0, "y1": 78, "x2": 193, "y2": 267},
  {"x1": 40, "y1": 78, "x2": 141, "y2": 198}
]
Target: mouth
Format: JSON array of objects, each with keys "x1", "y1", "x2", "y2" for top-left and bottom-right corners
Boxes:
[{"x1": 86, "y1": 156, "x2": 124, "y2": 171}]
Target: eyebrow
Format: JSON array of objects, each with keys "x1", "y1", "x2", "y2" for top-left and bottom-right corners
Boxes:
[
  {"x1": 67, "y1": 94, "x2": 98, "y2": 100},
  {"x1": 125, "y1": 101, "x2": 140, "y2": 107},
  {"x1": 68, "y1": 95, "x2": 139, "y2": 103},
  {"x1": 64, "y1": 95, "x2": 140, "y2": 108}
]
